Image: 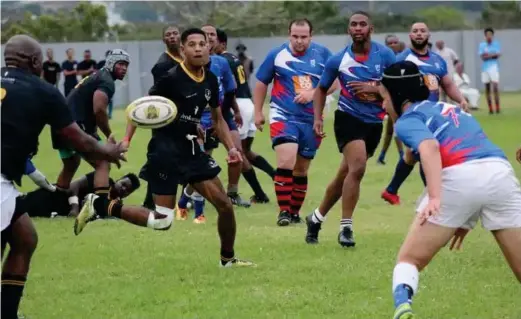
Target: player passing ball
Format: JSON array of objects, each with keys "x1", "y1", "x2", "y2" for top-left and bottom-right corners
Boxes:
[{"x1": 381, "y1": 61, "x2": 521, "y2": 319}]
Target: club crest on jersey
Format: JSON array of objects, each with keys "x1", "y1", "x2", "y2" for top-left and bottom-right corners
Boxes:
[
  {"x1": 205, "y1": 89, "x2": 211, "y2": 101},
  {"x1": 375, "y1": 64, "x2": 380, "y2": 73},
  {"x1": 435, "y1": 62, "x2": 440, "y2": 69},
  {"x1": 310, "y1": 59, "x2": 316, "y2": 67}
]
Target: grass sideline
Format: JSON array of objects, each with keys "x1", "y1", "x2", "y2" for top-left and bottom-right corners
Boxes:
[{"x1": 19, "y1": 93, "x2": 521, "y2": 319}]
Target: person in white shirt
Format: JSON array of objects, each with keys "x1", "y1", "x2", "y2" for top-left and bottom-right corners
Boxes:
[
  {"x1": 435, "y1": 40, "x2": 459, "y2": 101},
  {"x1": 453, "y1": 62, "x2": 480, "y2": 110}
]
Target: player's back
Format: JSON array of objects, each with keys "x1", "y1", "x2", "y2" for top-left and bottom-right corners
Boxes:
[
  {"x1": 396, "y1": 100, "x2": 506, "y2": 168},
  {"x1": 1, "y1": 67, "x2": 70, "y2": 184},
  {"x1": 256, "y1": 42, "x2": 332, "y2": 123},
  {"x1": 220, "y1": 51, "x2": 251, "y2": 99},
  {"x1": 397, "y1": 48, "x2": 447, "y2": 102},
  {"x1": 67, "y1": 68, "x2": 115, "y2": 133}
]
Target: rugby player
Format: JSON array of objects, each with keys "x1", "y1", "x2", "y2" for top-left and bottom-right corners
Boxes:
[
  {"x1": 140, "y1": 25, "x2": 184, "y2": 211},
  {"x1": 381, "y1": 22, "x2": 468, "y2": 206},
  {"x1": 1, "y1": 34, "x2": 126, "y2": 319},
  {"x1": 305, "y1": 12, "x2": 395, "y2": 246},
  {"x1": 53, "y1": 49, "x2": 130, "y2": 212},
  {"x1": 479, "y1": 27, "x2": 501, "y2": 114},
  {"x1": 381, "y1": 61, "x2": 521, "y2": 319},
  {"x1": 377, "y1": 34, "x2": 405, "y2": 165},
  {"x1": 24, "y1": 158, "x2": 56, "y2": 192},
  {"x1": 254, "y1": 18, "x2": 337, "y2": 226},
  {"x1": 215, "y1": 28, "x2": 272, "y2": 203},
  {"x1": 123, "y1": 28, "x2": 254, "y2": 267}
]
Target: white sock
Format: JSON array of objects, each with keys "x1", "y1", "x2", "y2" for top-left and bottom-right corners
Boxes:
[
  {"x1": 340, "y1": 218, "x2": 352, "y2": 231},
  {"x1": 312, "y1": 208, "x2": 325, "y2": 223},
  {"x1": 392, "y1": 262, "x2": 419, "y2": 294}
]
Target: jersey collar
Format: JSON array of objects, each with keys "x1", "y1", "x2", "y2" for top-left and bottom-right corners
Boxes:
[{"x1": 165, "y1": 50, "x2": 183, "y2": 63}]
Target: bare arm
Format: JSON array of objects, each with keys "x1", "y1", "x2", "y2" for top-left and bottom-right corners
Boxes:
[
  {"x1": 93, "y1": 90, "x2": 112, "y2": 138},
  {"x1": 123, "y1": 121, "x2": 137, "y2": 146},
  {"x1": 58, "y1": 123, "x2": 116, "y2": 161},
  {"x1": 63, "y1": 69, "x2": 76, "y2": 76},
  {"x1": 313, "y1": 86, "x2": 328, "y2": 122},
  {"x1": 210, "y1": 107, "x2": 235, "y2": 151},
  {"x1": 418, "y1": 139, "x2": 442, "y2": 200},
  {"x1": 327, "y1": 79, "x2": 340, "y2": 95},
  {"x1": 441, "y1": 75, "x2": 465, "y2": 105},
  {"x1": 253, "y1": 81, "x2": 268, "y2": 116}
]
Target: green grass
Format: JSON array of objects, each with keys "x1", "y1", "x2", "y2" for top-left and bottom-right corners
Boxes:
[{"x1": 20, "y1": 93, "x2": 521, "y2": 319}]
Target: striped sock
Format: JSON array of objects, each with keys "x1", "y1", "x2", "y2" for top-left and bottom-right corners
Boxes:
[
  {"x1": 1, "y1": 274, "x2": 26, "y2": 319},
  {"x1": 340, "y1": 218, "x2": 352, "y2": 231},
  {"x1": 290, "y1": 175, "x2": 308, "y2": 216},
  {"x1": 311, "y1": 208, "x2": 325, "y2": 224},
  {"x1": 274, "y1": 168, "x2": 293, "y2": 213}
]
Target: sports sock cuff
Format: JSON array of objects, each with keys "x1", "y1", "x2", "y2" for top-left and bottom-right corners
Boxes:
[
  {"x1": 220, "y1": 249, "x2": 235, "y2": 260},
  {"x1": 93, "y1": 187, "x2": 110, "y2": 195},
  {"x1": 392, "y1": 262, "x2": 419, "y2": 294},
  {"x1": 108, "y1": 200, "x2": 123, "y2": 218},
  {"x1": 1, "y1": 274, "x2": 27, "y2": 284},
  {"x1": 275, "y1": 168, "x2": 293, "y2": 177},
  {"x1": 293, "y1": 175, "x2": 308, "y2": 185}
]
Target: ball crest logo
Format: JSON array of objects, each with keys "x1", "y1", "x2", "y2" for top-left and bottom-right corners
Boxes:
[
  {"x1": 126, "y1": 95, "x2": 178, "y2": 129},
  {"x1": 146, "y1": 105, "x2": 159, "y2": 119}
]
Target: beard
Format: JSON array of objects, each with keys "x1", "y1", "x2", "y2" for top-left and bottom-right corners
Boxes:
[{"x1": 410, "y1": 38, "x2": 429, "y2": 50}]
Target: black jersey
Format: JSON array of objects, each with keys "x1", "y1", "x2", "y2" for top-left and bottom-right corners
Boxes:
[
  {"x1": 148, "y1": 63, "x2": 219, "y2": 151},
  {"x1": 220, "y1": 52, "x2": 252, "y2": 99},
  {"x1": 151, "y1": 51, "x2": 183, "y2": 84},
  {"x1": 67, "y1": 68, "x2": 115, "y2": 134},
  {"x1": 1, "y1": 67, "x2": 73, "y2": 185}
]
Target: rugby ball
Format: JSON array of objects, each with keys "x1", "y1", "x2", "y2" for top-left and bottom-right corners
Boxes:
[{"x1": 126, "y1": 96, "x2": 177, "y2": 129}]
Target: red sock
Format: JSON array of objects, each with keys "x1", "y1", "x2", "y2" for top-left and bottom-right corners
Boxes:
[
  {"x1": 290, "y1": 175, "x2": 308, "y2": 216},
  {"x1": 488, "y1": 103, "x2": 493, "y2": 113},
  {"x1": 274, "y1": 168, "x2": 293, "y2": 213},
  {"x1": 496, "y1": 104, "x2": 500, "y2": 112}
]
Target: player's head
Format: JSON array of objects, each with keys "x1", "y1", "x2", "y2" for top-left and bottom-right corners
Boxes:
[
  {"x1": 84, "y1": 49, "x2": 92, "y2": 60},
  {"x1": 236, "y1": 43, "x2": 247, "y2": 56},
  {"x1": 348, "y1": 11, "x2": 373, "y2": 44},
  {"x1": 46, "y1": 48, "x2": 54, "y2": 60},
  {"x1": 484, "y1": 27, "x2": 494, "y2": 42},
  {"x1": 201, "y1": 24, "x2": 217, "y2": 52},
  {"x1": 385, "y1": 34, "x2": 400, "y2": 53},
  {"x1": 381, "y1": 61, "x2": 430, "y2": 119},
  {"x1": 215, "y1": 28, "x2": 227, "y2": 54},
  {"x1": 435, "y1": 40, "x2": 444, "y2": 51},
  {"x1": 4, "y1": 34, "x2": 43, "y2": 76},
  {"x1": 409, "y1": 22, "x2": 430, "y2": 51},
  {"x1": 104, "y1": 49, "x2": 130, "y2": 80},
  {"x1": 162, "y1": 25, "x2": 181, "y2": 51},
  {"x1": 112, "y1": 173, "x2": 140, "y2": 199},
  {"x1": 66, "y1": 48, "x2": 74, "y2": 59},
  {"x1": 288, "y1": 18, "x2": 313, "y2": 54},
  {"x1": 398, "y1": 41, "x2": 406, "y2": 52},
  {"x1": 181, "y1": 28, "x2": 210, "y2": 67}
]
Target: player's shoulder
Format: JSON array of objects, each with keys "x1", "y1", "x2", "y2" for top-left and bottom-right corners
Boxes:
[
  {"x1": 267, "y1": 43, "x2": 288, "y2": 58},
  {"x1": 211, "y1": 54, "x2": 228, "y2": 65},
  {"x1": 155, "y1": 52, "x2": 171, "y2": 65},
  {"x1": 309, "y1": 42, "x2": 328, "y2": 52},
  {"x1": 396, "y1": 48, "x2": 411, "y2": 61}
]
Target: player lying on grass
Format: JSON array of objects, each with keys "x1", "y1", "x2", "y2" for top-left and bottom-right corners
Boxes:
[
  {"x1": 24, "y1": 172, "x2": 140, "y2": 219},
  {"x1": 381, "y1": 61, "x2": 521, "y2": 319}
]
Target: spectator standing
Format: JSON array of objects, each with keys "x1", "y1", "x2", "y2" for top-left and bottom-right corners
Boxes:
[
  {"x1": 77, "y1": 49, "x2": 97, "y2": 79},
  {"x1": 479, "y1": 28, "x2": 501, "y2": 114},
  {"x1": 61, "y1": 48, "x2": 78, "y2": 97},
  {"x1": 434, "y1": 40, "x2": 459, "y2": 101},
  {"x1": 41, "y1": 48, "x2": 61, "y2": 87}
]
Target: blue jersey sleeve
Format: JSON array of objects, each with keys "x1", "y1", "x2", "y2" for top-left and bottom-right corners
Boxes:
[
  {"x1": 319, "y1": 53, "x2": 341, "y2": 90},
  {"x1": 24, "y1": 159, "x2": 36, "y2": 175},
  {"x1": 255, "y1": 48, "x2": 278, "y2": 85},
  {"x1": 478, "y1": 43, "x2": 485, "y2": 56},
  {"x1": 382, "y1": 46, "x2": 397, "y2": 69},
  {"x1": 395, "y1": 113, "x2": 436, "y2": 152},
  {"x1": 221, "y1": 59, "x2": 236, "y2": 93},
  {"x1": 438, "y1": 57, "x2": 448, "y2": 78}
]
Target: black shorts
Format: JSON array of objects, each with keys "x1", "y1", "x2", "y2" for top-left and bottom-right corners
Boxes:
[
  {"x1": 142, "y1": 136, "x2": 221, "y2": 196},
  {"x1": 203, "y1": 128, "x2": 220, "y2": 151},
  {"x1": 1, "y1": 196, "x2": 29, "y2": 249},
  {"x1": 333, "y1": 110, "x2": 383, "y2": 158}
]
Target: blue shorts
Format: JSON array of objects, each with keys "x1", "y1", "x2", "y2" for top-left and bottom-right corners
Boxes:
[
  {"x1": 200, "y1": 110, "x2": 237, "y2": 131},
  {"x1": 270, "y1": 121, "x2": 322, "y2": 159}
]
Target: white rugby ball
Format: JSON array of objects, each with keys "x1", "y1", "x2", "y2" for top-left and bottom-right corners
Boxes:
[{"x1": 126, "y1": 95, "x2": 177, "y2": 129}]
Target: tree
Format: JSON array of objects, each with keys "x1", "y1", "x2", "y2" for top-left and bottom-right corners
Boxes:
[
  {"x1": 480, "y1": 1, "x2": 521, "y2": 29},
  {"x1": 414, "y1": 6, "x2": 468, "y2": 30}
]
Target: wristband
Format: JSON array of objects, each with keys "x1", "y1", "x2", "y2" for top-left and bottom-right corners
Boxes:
[
  {"x1": 123, "y1": 136, "x2": 131, "y2": 143},
  {"x1": 68, "y1": 196, "x2": 79, "y2": 205}
]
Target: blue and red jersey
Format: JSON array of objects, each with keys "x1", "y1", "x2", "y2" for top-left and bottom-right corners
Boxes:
[
  {"x1": 256, "y1": 42, "x2": 332, "y2": 124},
  {"x1": 395, "y1": 101, "x2": 506, "y2": 169}
]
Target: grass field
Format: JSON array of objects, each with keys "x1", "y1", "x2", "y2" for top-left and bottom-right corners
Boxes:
[{"x1": 19, "y1": 94, "x2": 521, "y2": 319}]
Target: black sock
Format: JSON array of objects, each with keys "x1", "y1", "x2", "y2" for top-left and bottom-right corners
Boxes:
[
  {"x1": 220, "y1": 249, "x2": 235, "y2": 263},
  {"x1": 93, "y1": 187, "x2": 110, "y2": 217},
  {"x1": 143, "y1": 184, "x2": 155, "y2": 210},
  {"x1": 1, "y1": 274, "x2": 26, "y2": 319},
  {"x1": 242, "y1": 168, "x2": 266, "y2": 198},
  {"x1": 250, "y1": 155, "x2": 275, "y2": 180},
  {"x1": 108, "y1": 200, "x2": 123, "y2": 218}
]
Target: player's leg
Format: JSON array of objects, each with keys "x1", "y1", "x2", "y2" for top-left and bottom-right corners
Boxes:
[
  {"x1": 243, "y1": 137, "x2": 275, "y2": 180},
  {"x1": 382, "y1": 148, "x2": 418, "y2": 205},
  {"x1": 271, "y1": 121, "x2": 299, "y2": 226},
  {"x1": 226, "y1": 125, "x2": 251, "y2": 208},
  {"x1": 192, "y1": 176, "x2": 254, "y2": 267},
  {"x1": 482, "y1": 71, "x2": 493, "y2": 114},
  {"x1": 377, "y1": 116, "x2": 394, "y2": 165},
  {"x1": 491, "y1": 74, "x2": 500, "y2": 113},
  {"x1": 107, "y1": 100, "x2": 113, "y2": 119},
  {"x1": 55, "y1": 152, "x2": 81, "y2": 189}
]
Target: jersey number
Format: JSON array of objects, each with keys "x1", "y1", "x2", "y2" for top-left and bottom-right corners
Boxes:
[
  {"x1": 237, "y1": 65, "x2": 246, "y2": 85},
  {"x1": 75, "y1": 75, "x2": 90, "y2": 89}
]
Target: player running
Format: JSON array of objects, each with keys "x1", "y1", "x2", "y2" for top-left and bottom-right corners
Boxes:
[
  {"x1": 254, "y1": 18, "x2": 337, "y2": 226},
  {"x1": 381, "y1": 22, "x2": 468, "y2": 206},
  {"x1": 305, "y1": 12, "x2": 395, "y2": 246},
  {"x1": 377, "y1": 34, "x2": 405, "y2": 165},
  {"x1": 124, "y1": 28, "x2": 254, "y2": 267},
  {"x1": 381, "y1": 61, "x2": 521, "y2": 319},
  {"x1": 1, "y1": 34, "x2": 127, "y2": 319},
  {"x1": 215, "y1": 28, "x2": 272, "y2": 203}
]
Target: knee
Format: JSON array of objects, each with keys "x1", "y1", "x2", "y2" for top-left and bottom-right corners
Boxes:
[
  {"x1": 404, "y1": 150, "x2": 416, "y2": 165},
  {"x1": 214, "y1": 194, "x2": 234, "y2": 214},
  {"x1": 396, "y1": 251, "x2": 429, "y2": 272},
  {"x1": 347, "y1": 159, "x2": 367, "y2": 181},
  {"x1": 14, "y1": 228, "x2": 38, "y2": 257}
]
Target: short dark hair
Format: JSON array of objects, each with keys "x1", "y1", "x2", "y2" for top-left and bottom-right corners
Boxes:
[
  {"x1": 385, "y1": 34, "x2": 397, "y2": 42},
  {"x1": 201, "y1": 23, "x2": 216, "y2": 30},
  {"x1": 84, "y1": 49, "x2": 91, "y2": 53},
  {"x1": 288, "y1": 18, "x2": 313, "y2": 33},
  {"x1": 350, "y1": 11, "x2": 371, "y2": 21},
  {"x1": 216, "y1": 28, "x2": 227, "y2": 44},
  {"x1": 162, "y1": 25, "x2": 179, "y2": 37},
  {"x1": 66, "y1": 48, "x2": 73, "y2": 53},
  {"x1": 181, "y1": 28, "x2": 207, "y2": 44},
  {"x1": 121, "y1": 173, "x2": 140, "y2": 190},
  {"x1": 484, "y1": 27, "x2": 494, "y2": 35}
]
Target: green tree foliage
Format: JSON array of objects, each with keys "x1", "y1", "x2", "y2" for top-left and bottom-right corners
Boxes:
[
  {"x1": 480, "y1": 1, "x2": 521, "y2": 29},
  {"x1": 414, "y1": 6, "x2": 468, "y2": 30}
]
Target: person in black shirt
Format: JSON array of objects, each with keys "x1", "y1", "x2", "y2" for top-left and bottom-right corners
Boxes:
[
  {"x1": 215, "y1": 29, "x2": 273, "y2": 204},
  {"x1": 95, "y1": 50, "x2": 111, "y2": 70},
  {"x1": 236, "y1": 43, "x2": 254, "y2": 83},
  {"x1": 77, "y1": 49, "x2": 97, "y2": 79},
  {"x1": 41, "y1": 48, "x2": 61, "y2": 87},
  {"x1": 123, "y1": 28, "x2": 254, "y2": 268},
  {"x1": 61, "y1": 48, "x2": 78, "y2": 97},
  {"x1": 1, "y1": 34, "x2": 126, "y2": 319}
]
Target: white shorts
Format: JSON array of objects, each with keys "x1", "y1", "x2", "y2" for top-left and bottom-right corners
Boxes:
[
  {"x1": 237, "y1": 98, "x2": 256, "y2": 140},
  {"x1": 481, "y1": 65, "x2": 500, "y2": 84},
  {"x1": 416, "y1": 158, "x2": 521, "y2": 231},
  {"x1": 1, "y1": 175, "x2": 21, "y2": 232}
]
